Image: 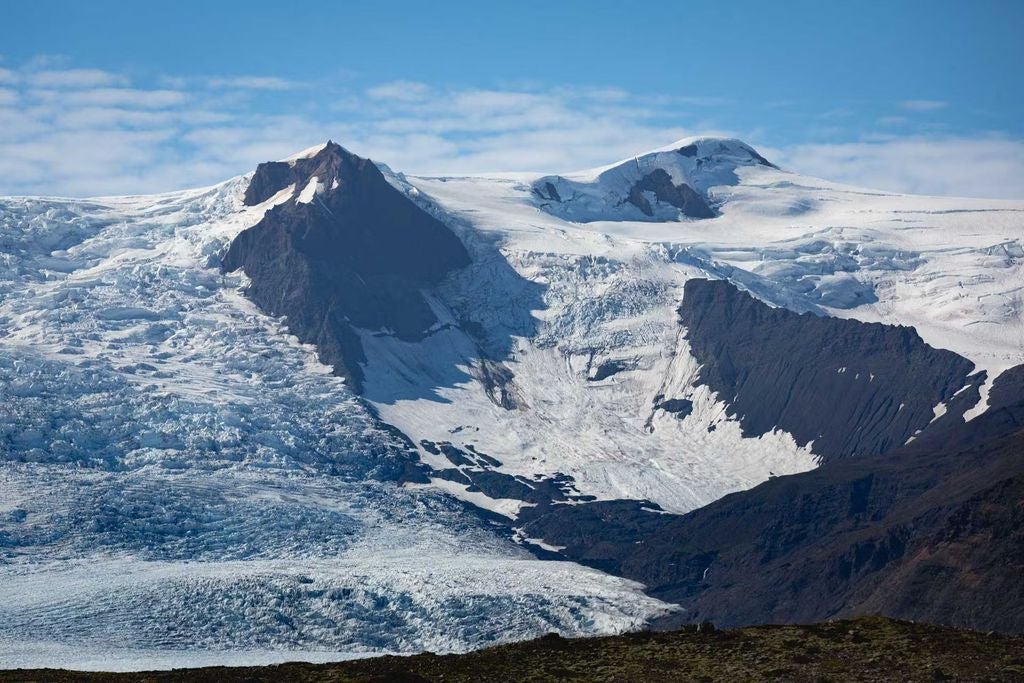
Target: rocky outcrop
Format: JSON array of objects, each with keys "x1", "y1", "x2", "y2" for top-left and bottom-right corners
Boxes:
[
  {"x1": 627, "y1": 169, "x2": 715, "y2": 218},
  {"x1": 242, "y1": 160, "x2": 294, "y2": 205},
  {"x1": 223, "y1": 143, "x2": 470, "y2": 391},
  {"x1": 678, "y1": 278, "x2": 979, "y2": 459}
]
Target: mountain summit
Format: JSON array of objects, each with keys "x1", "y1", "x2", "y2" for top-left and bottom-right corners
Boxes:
[
  {"x1": 223, "y1": 141, "x2": 469, "y2": 390},
  {"x1": 533, "y1": 137, "x2": 778, "y2": 222}
]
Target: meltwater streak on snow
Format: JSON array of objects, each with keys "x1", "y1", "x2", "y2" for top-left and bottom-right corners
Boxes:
[
  {"x1": 0, "y1": 178, "x2": 671, "y2": 668},
  {"x1": 365, "y1": 137, "x2": 1024, "y2": 516}
]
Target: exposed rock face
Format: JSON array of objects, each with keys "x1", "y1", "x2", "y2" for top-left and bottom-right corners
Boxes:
[
  {"x1": 678, "y1": 278, "x2": 978, "y2": 459},
  {"x1": 656, "y1": 397, "x2": 694, "y2": 419},
  {"x1": 242, "y1": 161, "x2": 294, "y2": 205},
  {"x1": 588, "y1": 359, "x2": 632, "y2": 382},
  {"x1": 627, "y1": 169, "x2": 715, "y2": 218},
  {"x1": 530, "y1": 138, "x2": 780, "y2": 223},
  {"x1": 520, "y1": 365, "x2": 1024, "y2": 634},
  {"x1": 223, "y1": 143, "x2": 470, "y2": 391},
  {"x1": 532, "y1": 181, "x2": 561, "y2": 202}
]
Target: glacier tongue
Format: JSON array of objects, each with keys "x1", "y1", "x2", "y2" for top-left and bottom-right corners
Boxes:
[
  {"x1": 0, "y1": 177, "x2": 671, "y2": 668},
  {"x1": 0, "y1": 466, "x2": 669, "y2": 670}
]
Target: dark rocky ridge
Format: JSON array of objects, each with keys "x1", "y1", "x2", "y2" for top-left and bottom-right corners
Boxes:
[
  {"x1": 678, "y1": 278, "x2": 978, "y2": 459},
  {"x1": 223, "y1": 143, "x2": 470, "y2": 391},
  {"x1": 656, "y1": 397, "x2": 694, "y2": 419},
  {"x1": 627, "y1": 169, "x2": 715, "y2": 218},
  {"x1": 519, "y1": 363, "x2": 1024, "y2": 634}
]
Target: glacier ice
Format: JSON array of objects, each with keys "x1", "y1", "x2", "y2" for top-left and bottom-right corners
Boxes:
[
  {"x1": 1, "y1": 136, "x2": 1023, "y2": 669},
  {"x1": 0, "y1": 176, "x2": 670, "y2": 669}
]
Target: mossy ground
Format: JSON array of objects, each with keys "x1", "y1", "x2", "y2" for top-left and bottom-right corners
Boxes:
[{"x1": 4, "y1": 616, "x2": 1023, "y2": 682}]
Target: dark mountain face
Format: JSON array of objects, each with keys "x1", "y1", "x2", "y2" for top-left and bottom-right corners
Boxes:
[
  {"x1": 678, "y1": 278, "x2": 979, "y2": 459},
  {"x1": 223, "y1": 143, "x2": 470, "y2": 391},
  {"x1": 511, "y1": 281, "x2": 1020, "y2": 633},
  {"x1": 520, "y1": 364, "x2": 1024, "y2": 634}
]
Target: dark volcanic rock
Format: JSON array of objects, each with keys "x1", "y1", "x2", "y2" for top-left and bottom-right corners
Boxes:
[
  {"x1": 678, "y1": 278, "x2": 977, "y2": 459},
  {"x1": 243, "y1": 160, "x2": 295, "y2": 205},
  {"x1": 627, "y1": 169, "x2": 715, "y2": 219},
  {"x1": 656, "y1": 398, "x2": 694, "y2": 419},
  {"x1": 589, "y1": 359, "x2": 632, "y2": 382},
  {"x1": 677, "y1": 143, "x2": 699, "y2": 157},
  {"x1": 677, "y1": 141, "x2": 778, "y2": 168},
  {"x1": 534, "y1": 181, "x2": 561, "y2": 202},
  {"x1": 223, "y1": 143, "x2": 470, "y2": 391},
  {"x1": 472, "y1": 359, "x2": 525, "y2": 409}
]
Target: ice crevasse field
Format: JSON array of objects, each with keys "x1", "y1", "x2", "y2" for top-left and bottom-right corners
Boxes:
[{"x1": 0, "y1": 176, "x2": 670, "y2": 670}]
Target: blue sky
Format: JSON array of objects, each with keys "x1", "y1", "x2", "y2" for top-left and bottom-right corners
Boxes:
[{"x1": 1, "y1": 0, "x2": 1022, "y2": 197}]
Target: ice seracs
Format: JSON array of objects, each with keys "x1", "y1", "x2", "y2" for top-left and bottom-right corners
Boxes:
[{"x1": 0, "y1": 163, "x2": 671, "y2": 669}]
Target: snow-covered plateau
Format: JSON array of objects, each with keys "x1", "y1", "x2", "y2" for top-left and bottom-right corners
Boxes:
[{"x1": 1, "y1": 136, "x2": 1022, "y2": 668}]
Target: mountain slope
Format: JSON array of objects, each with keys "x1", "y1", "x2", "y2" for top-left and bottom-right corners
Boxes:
[
  {"x1": 679, "y1": 278, "x2": 980, "y2": 458},
  {"x1": 0, "y1": 155, "x2": 669, "y2": 671},
  {"x1": 357, "y1": 135, "x2": 1023, "y2": 519},
  {"x1": 520, "y1": 364, "x2": 1024, "y2": 633},
  {"x1": 222, "y1": 142, "x2": 469, "y2": 391}
]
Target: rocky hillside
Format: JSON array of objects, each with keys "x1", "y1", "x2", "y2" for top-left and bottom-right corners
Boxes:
[
  {"x1": 521, "y1": 365, "x2": 1024, "y2": 633},
  {"x1": 4, "y1": 617, "x2": 1022, "y2": 682}
]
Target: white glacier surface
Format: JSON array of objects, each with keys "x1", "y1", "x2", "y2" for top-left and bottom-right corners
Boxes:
[
  {"x1": 0, "y1": 176, "x2": 671, "y2": 669},
  {"x1": 368, "y1": 138, "x2": 1023, "y2": 518}
]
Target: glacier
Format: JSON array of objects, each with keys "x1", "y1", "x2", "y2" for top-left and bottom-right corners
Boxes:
[
  {"x1": 1, "y1": 136, "x2": 1022, "y2": 669},
  {"x1": 369, "y1": 137, "x2": 1023, "y2": 517},
  {"x1": 0, "y1": 173, "x2": 669, "y2": 670}
]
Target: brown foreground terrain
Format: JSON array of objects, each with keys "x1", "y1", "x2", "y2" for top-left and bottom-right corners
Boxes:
[{"x1": 3, "y1": 616, "x2": 1023, "y2": 683}]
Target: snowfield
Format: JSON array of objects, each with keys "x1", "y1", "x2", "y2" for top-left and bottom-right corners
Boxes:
[
  {"x1": 372, "y1": 137, "x2": 1024, "y2": 516},
  {"x1": 1, "y1": 136, "x2": 1022, "y2": 668}
]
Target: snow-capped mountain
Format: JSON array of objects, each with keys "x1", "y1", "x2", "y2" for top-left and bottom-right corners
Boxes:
[{"x1": 1, "y1": 137, "x2": 1022, "y2": 667}]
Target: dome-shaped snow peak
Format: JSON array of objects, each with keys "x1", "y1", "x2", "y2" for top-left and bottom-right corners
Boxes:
[{"x1": 532, "y1": 137, "x2": 779, "y2": 223}]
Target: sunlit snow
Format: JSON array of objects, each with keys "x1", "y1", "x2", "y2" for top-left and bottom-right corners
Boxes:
[{"x1": 0, "y1": 175, "x2": 670, "y2": 669}]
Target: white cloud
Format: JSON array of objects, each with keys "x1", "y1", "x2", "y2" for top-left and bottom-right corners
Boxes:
[
  {"x1": 876, "y1": 116, "x2": 909, "y2": 127},
  {"x1": 204, "y1": 76, "x2": 300, "y2": 91},
  {"x1": 0, "y1": 58, "x2": 1020, "y2": 200},
  {"x1": 776, "y1": 136, "x2": 1024, "y2": 199},
  {"x1": 366, "y1": 81, "x2": 432, "y2": 102},
  {"x1": 55, "y1": 107, "x2": 183, "y2": 129},
  {"x1": 28, "y1": 68, "x2": 127, "y2": 88},
  {"x1": 900, "y1": 99, "x2": 948, "y2": 112},
  {"x1": 46, "y1": 88, "x2": 188, "y2": 108}
]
